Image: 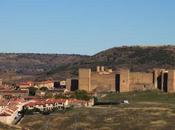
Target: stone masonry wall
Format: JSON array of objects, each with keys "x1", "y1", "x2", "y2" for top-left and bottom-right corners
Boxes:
[
  {"x1": 168, "y1": 70, "x2": 175, "y2": 93},
  {"x1": 91, "y1": 72, "x2": 115, "y2": 92},
  {"x1": 79, "y1": 69, "x2": 91, "y2": 91}
]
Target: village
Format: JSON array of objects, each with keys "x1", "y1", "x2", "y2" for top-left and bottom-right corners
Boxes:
[
  {"x1": 0, "y1": 66, "x2": 175, "y2": 126},
  {"x1": 0, "y1": 76, "x2": 95, "y2": 125}
]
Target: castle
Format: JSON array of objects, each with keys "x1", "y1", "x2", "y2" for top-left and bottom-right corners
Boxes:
[{"x1": 66, "y1": 66, "x2": 175, "y2": 93}]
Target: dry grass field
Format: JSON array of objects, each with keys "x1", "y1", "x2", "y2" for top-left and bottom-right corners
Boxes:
[
  {"x1": 17, "y1": 90, "x2": 175, "y2": 130},
  {"x1": 0, "y1": 123, "x2": 20, "y2": 130},
  {"x1": 18, "y1": 104, "x2": 175, "y2": 130}
]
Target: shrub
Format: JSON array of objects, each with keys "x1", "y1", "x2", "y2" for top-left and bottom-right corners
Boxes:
[
  {"x1": 40, "y1": 87, "x2": 48, "y2": 91},
  {"x1": 28, "y1": 87, "x2": 37, "y2": 96},
  {"x1": 74, "y1": 90, "x2": 91, "y2": 101}
]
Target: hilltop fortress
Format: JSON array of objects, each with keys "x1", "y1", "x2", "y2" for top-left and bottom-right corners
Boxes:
[{"x1": 66, "y1": 66, "x2": 175, "y2": 93}]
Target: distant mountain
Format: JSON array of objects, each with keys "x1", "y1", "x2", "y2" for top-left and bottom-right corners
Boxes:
[
  {"x1": 0, "y1": 53, "x2": 88, "y2": 83},
  {"x1": 0, "y1": 45, "x2": 174, "y2": 83}
]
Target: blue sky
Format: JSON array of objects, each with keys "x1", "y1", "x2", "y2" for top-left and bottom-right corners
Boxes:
[{"x1": 0, "y1": 0, "x2": 175, "y2": 55}]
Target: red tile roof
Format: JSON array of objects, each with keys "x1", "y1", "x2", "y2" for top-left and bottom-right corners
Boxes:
[
  {"x1": 17, "y1": 81, "x2": 33, "y2": 86},
  {"x1": 0, "y1": 90, "x2": 28, "y2": 94},
  {"x1": 24, "y1": 98, "x2": 88, "y2": 107},
  {"x1": 38, "y1": 80, "x2": 54, "y2": 84},
  {"x1": 24, "y1": 98, "x2": 66, "y2": 107},
  {"x1": 0, "y1": 100, "x2": 9, "y2": 106},
  {"x1": 0, "y1": 112, "x2": 11, "y2": 116}
]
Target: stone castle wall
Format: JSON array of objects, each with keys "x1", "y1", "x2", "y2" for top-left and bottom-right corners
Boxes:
[
  {"x1": 79, "y1": 69, "x2": 91, "y2": 92},
  {"x1": 129, "y1": 72, "x2": 154, "y2": 91},
  {"x1": 168, "y1": 70, "x2": 175, "y2": 93},
  {"x1": 129, "y1": 72, "x2": 153, "y2": 85},
  {"x1": 91, "y1": 72, "x2": 115, "y2": 92},
  {"x1": 76, "y1": 67, "x2": 175, "y2": 93},
  {"x1": 119, "y1": 69, "x2": 130, "y2": 92}
]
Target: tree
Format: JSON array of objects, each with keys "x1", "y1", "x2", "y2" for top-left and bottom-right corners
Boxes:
[
  {"x1": 40, "y1": 87, "x2": 48, "y2": 91},
  {"x1": 74, "y1": 90, "x2": 91, "y2": 101},
  {"x1": 45, "y1": 92, "x2": 53, "y2": 98},
  {"x1": 54, "y1": 94, "x2": 67, "y2": 99},
  {"x1": 28, "y1": 87, "x2": 37, "y2": 96}
]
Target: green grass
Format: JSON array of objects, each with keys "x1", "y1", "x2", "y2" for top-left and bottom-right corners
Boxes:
[{"x1": 99, "y1": 90, "x2": 175, "y2": 104}]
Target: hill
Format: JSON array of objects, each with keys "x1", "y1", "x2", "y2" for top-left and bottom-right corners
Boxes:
[
  {"x1": 0, "y1": 53, "x2": 88, "y2": 83},
  {"x1": 90, "y1": 45, "x2": 175, "y2": 71},
  {"x1": 46, "y1": 45, "x2": 175, "y2": 79},
  {"x1": 0, "y1": 45, "x2": 174, "y2": 83}
]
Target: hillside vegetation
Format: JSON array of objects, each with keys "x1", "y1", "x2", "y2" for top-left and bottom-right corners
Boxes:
[
  {"x1": 84, "y1": 45, "x2": 175, "y2": 71},
  {"x1": 0, "y1": 45, "x2": 174, "y2": 83}
]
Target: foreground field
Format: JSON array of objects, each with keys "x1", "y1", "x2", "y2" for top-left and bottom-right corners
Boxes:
[
  {"x1": 19, "y1": 105, "x2": 175, "y2": 130},
  {"x1": 18, "y1": 90, "x2": 175, "y2": 130},
  {"x1": 0, "y1": 122, "x2": 20, "y2": 130}
]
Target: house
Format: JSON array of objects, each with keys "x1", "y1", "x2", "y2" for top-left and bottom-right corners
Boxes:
[
  {"x1": 24, "y1": 98, "x2": 68, "y2": 111},
  {"x1": 17, "y1": 81, "x2": 33, "y2": 90},
  {"x1": 24, "y1": 98, "x2": 93, "y2": 111},
  {"x1": 0, "y1": 98, "x2": 31, "y2": 124},
  {"x1": 60, "y1": 80, "x2": 66, "y2": 88},
  {"x1": 0, "y1": 90, "x2": 29, "y2": 98},
  {"x1": 36, "y1": 80, "x2": 54, "y2": 90},
  {"x1": 0, "y1": 99, "x2": 9, "y2": 112}
]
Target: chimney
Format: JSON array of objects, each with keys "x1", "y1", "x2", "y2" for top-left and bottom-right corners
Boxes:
[
  {"x1": 0, "y1": 79, "x2": 2, "y2": 86},
  {"x1": 97, "y1": 66, "x2": 100, "y2": 72},
  {"x1": 101, "y1": 66, "x2": 105, "y2": 72},
  {"x1": 108, "y1": 69, "x2": 113, "y2": 73}
]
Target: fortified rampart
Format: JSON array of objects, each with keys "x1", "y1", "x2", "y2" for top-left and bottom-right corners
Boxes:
[
  {"x1": 66, "y1": 66, "x2": 175, "y2": 93},
  {"x1": 91, "y1": 71, "x2": 115, "y2": 92},
  {"x1": 129, "y1": 72, "x2": 154, "y2": 91}
]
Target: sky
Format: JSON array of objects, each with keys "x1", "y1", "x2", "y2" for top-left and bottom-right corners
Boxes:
[{"x1": 0, "y1": 0, "x2": 175, "y2": 55}]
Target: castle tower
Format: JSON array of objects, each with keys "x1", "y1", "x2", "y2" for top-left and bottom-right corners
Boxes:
[
  {"x1": 97, "y1": 66, "x2": 100, "y2": 72},
  {"x1": 119, "y1": 69, "x2": 130, "y2": 92},
  {"x1": 168, "y1": 70, "x2": 175, "y2": 93},
  {"x1": 66, "y1": 78, "x2": 71, "y2": 91},
  {"x1": 0, "y1": 79, "x2": 2, "y2": 86},
  {"x1": 79, "y1": 68, "x2": 91, "y2": 92},
  {"x1": 153, "y1": 69, "x2": 159, "y2": 89},
  {"x1": 101, "y1": 66, "x2": 105, "y2": 72}
]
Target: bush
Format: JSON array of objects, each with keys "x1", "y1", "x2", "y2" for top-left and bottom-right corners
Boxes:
[
  {"x1": 54, "y1": 94, "x2": 68, "y2": 99},
  {"x1": 20, "y1": 107, "x2": 41, "y2": 115},
  {"x1": 74, "y1": 90, "x2": 91, "y2": 101},
  {"x1": 40, "y1": 87, "x2": 48, "y2": 91},
  {"x1": 28, "y1": 87, "x2": 37, "y2": 96},
  {"x1": 44, "y1": 92, "x2": 53, "y2": 98}
]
